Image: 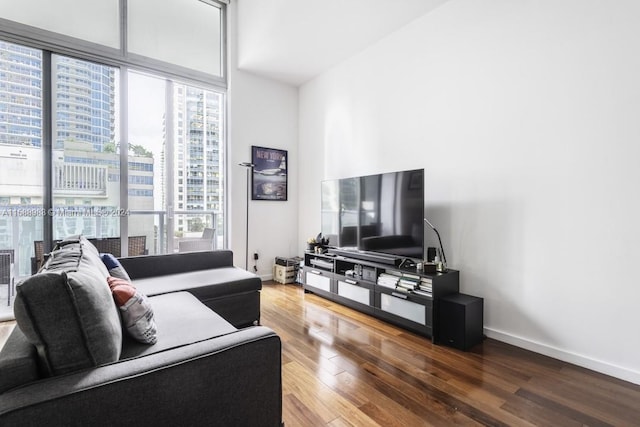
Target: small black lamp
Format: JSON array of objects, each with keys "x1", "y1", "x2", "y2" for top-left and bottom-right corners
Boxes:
[{"x1": 424, "y1": 218, "x2": 447, "y2": 272}]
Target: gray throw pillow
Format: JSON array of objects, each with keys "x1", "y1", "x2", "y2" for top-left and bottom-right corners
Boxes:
[
  {"x1": 13, "y1": 236, "x2": 122, "y2": 376},
  {"x1": 107, "y1": 276, "x2": 158, "y2": 345}
]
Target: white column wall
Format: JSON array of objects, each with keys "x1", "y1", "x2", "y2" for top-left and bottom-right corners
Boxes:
[{"x1": 228, "y1": 2, "x2": 299, "y2": 278}]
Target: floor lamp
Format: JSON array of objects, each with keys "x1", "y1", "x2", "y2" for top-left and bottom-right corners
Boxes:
[{"x1": 239, "y1": 162, "x2": 254, "y2": 270}]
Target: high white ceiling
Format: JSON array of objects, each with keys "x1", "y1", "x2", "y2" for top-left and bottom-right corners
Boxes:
[{"x1": 236, "y1": 0, "x2": 450, "y2": 86}]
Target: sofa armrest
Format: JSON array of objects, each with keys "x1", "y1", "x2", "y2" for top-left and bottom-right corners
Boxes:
[{"x1": 0, "y1": 326, "x2": 282, "y2": 427}]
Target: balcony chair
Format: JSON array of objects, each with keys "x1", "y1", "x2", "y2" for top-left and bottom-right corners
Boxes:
[
  {"x1": 0, "y1": 252, "x2": 12, "y2": 306},
  {"x1": 178, "y1": 228, "x2": 215, "y2": 253}
]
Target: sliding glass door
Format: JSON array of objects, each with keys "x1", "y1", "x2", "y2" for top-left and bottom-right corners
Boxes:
[{"x1": 127, "y1": 71, "x2": 225, "y2": 255}]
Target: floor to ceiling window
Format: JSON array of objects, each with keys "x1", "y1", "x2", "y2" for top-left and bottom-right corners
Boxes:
[
  {"x1": 126, "y1": 72, "x2": 225, "y2": 255},
  {"x1": 0, "y1": 0, "x2": 227, "y2": 317},
  {"x1": 0, "y1": 41, "x2": 43, "y2": 281},
  {"x1": 126, "y1": 71, "x2": 163, "y2": 254},
  {"x1": 51, "y1": 55, "x2": 121, "y2": 241}
]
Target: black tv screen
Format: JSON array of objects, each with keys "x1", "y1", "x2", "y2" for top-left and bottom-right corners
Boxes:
[{"x1": 321, "y1": 168, "x2": 424, "y2": 259}]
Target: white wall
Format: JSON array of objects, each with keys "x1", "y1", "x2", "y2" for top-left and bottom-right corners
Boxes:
[
  {"x1": 298, "y1": 0, "x2": 640, "y2": 384},
  {"x1": 228, "y1": 2, "x2": 299, "y2": 277}
]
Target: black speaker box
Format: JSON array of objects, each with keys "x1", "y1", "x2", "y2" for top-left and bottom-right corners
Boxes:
[
  {"x1": 427, "y1": 247, "x2": 437, "y2": 262},
  {"x1": 437, "y1": 293, "x2": 484, "y2": 351}
]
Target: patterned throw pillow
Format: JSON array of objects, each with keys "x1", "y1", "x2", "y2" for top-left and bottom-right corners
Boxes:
[
  {"x1": 107, "y1": 276, "x2": 158, "y2": 345},
  {"x1": 101, "y1": 253, "x2": 131, "y2": 281}
]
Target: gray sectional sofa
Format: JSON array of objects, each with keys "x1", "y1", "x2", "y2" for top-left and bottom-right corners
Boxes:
[{"x1": 0, "y1": 236, "x2": 283, "y2": 427}]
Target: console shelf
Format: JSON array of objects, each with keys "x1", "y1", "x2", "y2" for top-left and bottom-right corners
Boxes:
[{"x1": 303, "y1": 252, "x2": 459, "y2": 340}]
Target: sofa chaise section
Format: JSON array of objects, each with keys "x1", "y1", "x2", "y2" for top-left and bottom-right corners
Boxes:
[{"x1": 118, "y1": 250, "x2": 262, "y2": 328}]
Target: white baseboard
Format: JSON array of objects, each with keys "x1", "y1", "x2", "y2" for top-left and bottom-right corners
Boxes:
[{"x1": 485, "y1": 327, "x2": 640, "y2": 386}]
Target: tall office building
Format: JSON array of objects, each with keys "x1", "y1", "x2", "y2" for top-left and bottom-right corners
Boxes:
[
  {"x1": 0, "y1": 43, "x2": 116, "y2": 149},
  {"x1": 173, "y1": 86, "x2": 222, "y2": 234},
  {"x1": 52, "y1": 55, "x2": 116, "y2": 151},
  {"x1": 0, "y1": 41, "x2": 43, "y2": 146}
]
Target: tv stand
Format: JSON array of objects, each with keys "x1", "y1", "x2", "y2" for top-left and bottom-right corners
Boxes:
[
  {"x1": 328, "y1": 248, "x2": 403, "y2": 266},
  {"x1": 302, "y1": 251, "x2": 459, "y2": 340}
]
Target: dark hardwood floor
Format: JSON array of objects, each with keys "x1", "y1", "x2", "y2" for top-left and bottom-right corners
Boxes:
[
  {"x1": 1, "y1": 282, "x2": 637, "y2": 426},
  {"x1": 260, "y1": 281, "x2": 640, "y2": 427}
]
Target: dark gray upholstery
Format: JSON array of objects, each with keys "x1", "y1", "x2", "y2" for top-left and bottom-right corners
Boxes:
[
  {"x1": 120, "y1": 292, "x2": 236, "y2": 359},
  {"x1": 0, "y1": 328, "x2": 40, "y2": 394},
  {"x1": 0, "y1": 245, "x2": 282, "y2": 426},
  {"x1": 120, "y1": 250, "x2": 262, "y2": 327},
  {"x1": 132, "y1": 267, "x2": 260, "y2": 299},
  {"x1": 0, "y1": 327, "x2": 282, "y2": 427},
  {"x1": 118, "y1": 250, "x2": 234, "y2": 279},
  {"x1": 13, "y1": 237, "x2": 122, "y2": 376}
]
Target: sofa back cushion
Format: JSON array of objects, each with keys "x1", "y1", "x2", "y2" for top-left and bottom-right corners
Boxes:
[
  {"x1": 118, "y1": 250, "x2": 233, "y2": 279},
  {"x1": 13, "y1": 236, "x2": 122, "y2": 377}
]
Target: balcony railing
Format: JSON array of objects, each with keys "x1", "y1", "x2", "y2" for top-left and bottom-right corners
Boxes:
[
  {"x1": 129, "y1": 209, "x2": 220, "y2": 255},
  {"x1": 53, "y1": 162, "x2": 107, "y2": 196}
]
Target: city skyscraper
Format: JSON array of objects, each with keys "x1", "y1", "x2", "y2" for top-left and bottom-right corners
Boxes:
[
  {"x1": 172, "y1": 86, "x2": 222, "y2": 234},
  {"x1": 52, "y1": 55, "x2": 116, "y2": 151},
  {"x1": 0, "y1": 42, "x2": 117, "y2": 149},
  {"x1": 0, "y1": 41, "x2": 42, "y2": 147}
]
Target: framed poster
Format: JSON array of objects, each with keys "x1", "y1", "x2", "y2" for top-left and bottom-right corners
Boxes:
[{"x1": 251, "y1": 146, "x2": 288, "y2": 201}]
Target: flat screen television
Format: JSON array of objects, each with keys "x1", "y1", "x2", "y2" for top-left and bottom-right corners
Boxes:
[{"x1": 321, "y1": 168, "x2": 424, "y2": 262}]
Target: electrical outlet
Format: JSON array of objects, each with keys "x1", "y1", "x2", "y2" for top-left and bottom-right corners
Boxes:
[{"x1": 253, "y1": 253, "x2": 259, "y2": 260}]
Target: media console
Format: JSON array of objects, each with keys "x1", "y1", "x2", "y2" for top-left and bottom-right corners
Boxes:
[{"x1": 302, "y1": 251, "x2": 460, "y2": 340}]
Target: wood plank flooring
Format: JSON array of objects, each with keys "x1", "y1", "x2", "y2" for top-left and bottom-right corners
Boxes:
[
  {"x1": 1, "y1": 283, "x2": 638, "y2": 426},
  {"x1": 260, "y1": 281, "x2": 640, "y2": 426}
]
